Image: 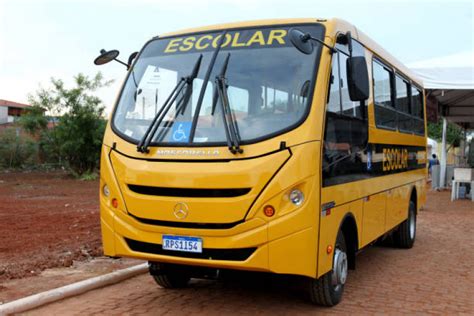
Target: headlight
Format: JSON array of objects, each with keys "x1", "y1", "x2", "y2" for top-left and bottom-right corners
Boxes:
[
  {"x1": 289, "y1": 189, "x2": 304, "y2": 206},
  {"x1": 103, "y1": 184, "x2": 110, "y2": 197}
]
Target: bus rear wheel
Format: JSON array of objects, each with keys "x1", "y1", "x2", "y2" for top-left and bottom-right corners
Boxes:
[
  {"x1": 149, "y1": 262, "x2": 190, "y2": 288},
  {"x1": 307, "y1": 231, "x2": 347, "y2": 306},
  {"x1": 393, "y1": 201, "x2": 416, "y2": 249}
]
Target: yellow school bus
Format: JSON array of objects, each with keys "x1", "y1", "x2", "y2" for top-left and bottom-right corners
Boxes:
[{"x1": 96, "y1": 18, "x2": 427, "y2": 306}]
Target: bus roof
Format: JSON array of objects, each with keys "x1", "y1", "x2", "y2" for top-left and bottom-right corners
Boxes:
[{"x1": 159, "y1": 18, "x2": 423, "y2": 87}]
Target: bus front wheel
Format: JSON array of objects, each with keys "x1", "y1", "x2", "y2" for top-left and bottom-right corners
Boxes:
[
  {"x1": 149, "y1": 262, "x2": 190, "y2": 288},
  {"x1": 307, "y1": 231, "x2": 347, "y2": 306}
]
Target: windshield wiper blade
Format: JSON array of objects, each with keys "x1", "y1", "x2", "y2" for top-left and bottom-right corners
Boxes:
[
  {"x1": 136, "y1": 79, "x2": 185, "y2": 153},
  {"x1": 189, "y1": 31, "x2": 226, "y2": 142},
  {"x1": 180, "y1": 54, "x2": 202, "y2": 115},
  {"x1": 136, "y1": 54, "x2": 203, "y2": 153},
  {"x1": 213, "y1": 53, "x2": 243, "y2": 154},
  {"x1": 154, "y1": 54, "x2": 203, "y2": 143}
]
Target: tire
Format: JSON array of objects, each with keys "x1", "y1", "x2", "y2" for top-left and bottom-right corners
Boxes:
[
  {"x1": 307, "y1": 231, "x2": 347, "y2": 306},
  {"x1": 149, "y1": 262, "x2": 190, "y2": 289},
  {"x1": 393, "y1": 201, "x2": 416, "y2": 248}
]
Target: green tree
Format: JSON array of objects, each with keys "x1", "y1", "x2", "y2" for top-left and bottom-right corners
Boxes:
[
  {"x1": 427, "y1": 120, "x2": 463, "y2": 149},
  {"x1": 18, "y1": 105, "x2": 48, "y2": 134},
  {"x1": 27, "y1": 72, "x2": 111, "y2": 175}
]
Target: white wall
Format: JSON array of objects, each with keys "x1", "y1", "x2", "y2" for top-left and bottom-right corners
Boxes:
[{"x1": 0, "y1": 106, "x2": 8, "y2": 124}]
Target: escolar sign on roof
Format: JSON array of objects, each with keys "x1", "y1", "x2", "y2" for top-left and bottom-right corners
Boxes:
[{"x1": 163, "y1": 28, "x2": 289, "y2": 53}]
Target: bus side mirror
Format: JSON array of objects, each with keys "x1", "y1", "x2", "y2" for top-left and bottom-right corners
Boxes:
[
  {"x1": 94, "y1": 49, "x2": 129, "y2": 69},
  {"x1": 346, "y1": 56, "x2": 369, "y2": 101}
]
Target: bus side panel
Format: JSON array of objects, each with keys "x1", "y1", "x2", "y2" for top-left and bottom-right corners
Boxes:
[
  {"x1": 417, "y1": 178, "x2": 427, "y2": 211},
  {"x1": 317, "y1": 200, "x2": 362, "y2": 278},
  {"x1": 361, "y1": 191, "x2": 386, "y2": 247},
  {"x1": 385, "y1": 185, "x2": 409, "y2": 232}
]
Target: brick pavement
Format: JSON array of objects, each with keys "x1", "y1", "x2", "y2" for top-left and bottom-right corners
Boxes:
[{"x1": 25, "y1": 190, "x2": 474, "y2": 315}]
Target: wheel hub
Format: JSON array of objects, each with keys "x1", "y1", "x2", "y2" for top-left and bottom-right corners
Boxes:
[
  {"x1": 332, "y1": 248, "x2": 348, "y2": 287},
  {"x1": 409, "y1": 210, "x2": 416, "y2": 239}
]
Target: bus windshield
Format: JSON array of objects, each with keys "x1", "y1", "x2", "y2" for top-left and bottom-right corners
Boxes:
[{"x1": 112, "y1": 25, "x2": 324, "y2": 146}]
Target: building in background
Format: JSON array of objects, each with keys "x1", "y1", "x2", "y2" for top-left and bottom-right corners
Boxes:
[{"x1": 0, "y1": 99, "x2": 30, "y2": 125}]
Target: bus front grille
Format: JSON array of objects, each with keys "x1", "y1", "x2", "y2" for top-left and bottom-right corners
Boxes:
[
  {"x1": 129, "y1": 213, "x2": 244, "y2": 229},
  {"x1": 125, "y1": 238, "x2": 256, "y2": 261},
  {"x1": 128, "y1": 185, "x2": 251, "y2": 198}
]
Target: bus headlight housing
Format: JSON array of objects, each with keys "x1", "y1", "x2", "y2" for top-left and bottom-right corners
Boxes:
[
  {"x1": 103, "y1": 184, "x2": 110, "y2": 197},
  {"x1": 289, "y1": 189, "x2": 304, "y2": 206}
]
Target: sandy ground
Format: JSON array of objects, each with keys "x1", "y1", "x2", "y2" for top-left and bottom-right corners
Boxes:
[{"x1": 0, "y1": 170, "x2": 144, "y2": 303}]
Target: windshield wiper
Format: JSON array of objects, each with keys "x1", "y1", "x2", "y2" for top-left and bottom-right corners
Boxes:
[
  {"x1": 136, "y1": 54, "x2": 203, "y2": 153},
  {"x1": 211, "y1": 53, "x2": 243, "y2": 154}
]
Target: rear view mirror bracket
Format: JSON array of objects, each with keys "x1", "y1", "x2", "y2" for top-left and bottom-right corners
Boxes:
[{"x1": 289, "y1": 28, "x2": 336, "y2": 55}]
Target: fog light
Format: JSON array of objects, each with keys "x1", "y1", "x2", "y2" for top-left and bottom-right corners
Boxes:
[
  {"x1": 103, "y1": 184, "x2": 110, "y2": 197},
  {"x1": 289, "y1": 189, "x2": 304, "y2": 206},
  {"x1": 263, "y1": 205, "x2": 275, "y2": 217}
]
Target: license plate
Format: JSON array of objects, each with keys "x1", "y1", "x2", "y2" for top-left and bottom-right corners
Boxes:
[{"x1": 162, "y1": 235, "x2": 202, "y2": 253}]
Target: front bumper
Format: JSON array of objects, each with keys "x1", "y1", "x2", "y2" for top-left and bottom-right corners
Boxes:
[{"x1": 100, "y1": 199, "x2": 317, "y2": 277}]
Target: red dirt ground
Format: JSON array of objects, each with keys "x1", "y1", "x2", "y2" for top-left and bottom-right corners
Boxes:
[{"x1": 0, "y1": 170, "x2": 102, "y2": 282}]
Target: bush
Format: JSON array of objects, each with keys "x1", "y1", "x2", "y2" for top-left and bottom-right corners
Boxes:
[
  {"x1": 25, "y1": 72, "x2": 111, "y2": 175},
  {"x1": 0, "y1": 128, "x2": 37, "y2": 169}
]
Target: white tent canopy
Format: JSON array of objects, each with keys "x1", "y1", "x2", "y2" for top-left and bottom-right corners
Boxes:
[
  {"x1": 408, "y1": 51, "x2": 474, "y2": 188},
  {"x1": 408, "y1": 51, "x2": 474, "y2": 90},
  {"x1": 408, "y1": 50, "x2": 474, "y2": 130}
]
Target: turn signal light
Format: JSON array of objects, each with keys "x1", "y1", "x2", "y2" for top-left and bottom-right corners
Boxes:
[
  {"x1": 112, "y1": 198, "x2": 118, "y2": 208},
  {"x1": 263, "y1": 205, "x2": 275, "y2": 217},
  {"x1": 327, "y1": 245, "x2": 333, "y2": 254}
]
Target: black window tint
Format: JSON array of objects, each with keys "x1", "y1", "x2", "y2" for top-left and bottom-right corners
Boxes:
[
  {"x1": 327, "y1": 54, "x2": 341, "y2": 113},
  {"x1": 395, "y1": 75, "x2": 409, "y2": 113},
  {"x1": 323, "y1": 45, "x2": 368, "y2": 187},
  {"x1": 411, "y1": 87, "x2": 425, "y2": 135},
  {"x1": 395, "y1": 75, "x2": 411, "y2": 132},
  {"x1": 373, "y1": 61, "x2": 392, "y2": 107},
  {"x1": 411, "y1": 87, "x2": 423, "y2": 118},
  {"x1": 373, "y1": 60, "x2": 396, "y2": 129}
]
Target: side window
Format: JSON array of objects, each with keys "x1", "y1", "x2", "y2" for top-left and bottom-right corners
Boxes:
[
  {"x1": 323, "y1": 43, "x2": 368, "y2": 187},
  {"x1": 327, "y1": 54, "x2": 341, "y2": 113},
  {"x1": 340, "y1": 53, "x2": 363, "y2": 118},
  {"x1": 373, "y1": 60, "x2": 396, "y2": 129},
  {"x1": 411, "y1": 87, "x2": 425, "y2": 135},
  {"x1": 395, "y1": 75, "x2": 412, "y2": 132},
  {"x1": 395, "y1": 75, "x2": 410, "y2": 113}
]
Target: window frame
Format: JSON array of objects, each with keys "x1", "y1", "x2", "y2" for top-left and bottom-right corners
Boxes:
[
  {"x1": 410, "y1": 85, "x2": 425, "y2": 136},
  {"x1": 372, "y1": 57, "x2": 397, "y2": 131},
  {"x1": 326, "y1": 40, "x2": 367, "y2": 121},
  {"x1": 372, "y1": 56, "x2": 425, "y2": 136}
]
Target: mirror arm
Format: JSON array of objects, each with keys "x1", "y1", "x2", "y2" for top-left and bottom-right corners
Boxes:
[
  {"x1": 346, "y1": 31, "x2": 353, "y2": 57},
  {"x1": 301, "y1": 34, "x2": 336, "y2": 54},
  {"x1": 113, "y1": 58, "x2": 129, "y2": 68}
]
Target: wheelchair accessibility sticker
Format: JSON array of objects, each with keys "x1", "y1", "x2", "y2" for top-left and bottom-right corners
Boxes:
[{"x1": 171, "y1": 122, "x2": 192, "y2": 142}]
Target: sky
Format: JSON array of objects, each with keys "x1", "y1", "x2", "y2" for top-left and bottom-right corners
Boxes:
[{"x1": 0, "y1": 0, "x2": 472, "y2": 114}]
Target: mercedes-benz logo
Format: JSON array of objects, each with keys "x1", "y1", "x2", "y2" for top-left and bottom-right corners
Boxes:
[{"x1": 173, "y1": 202, "x2": 189, "y2": 219}]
